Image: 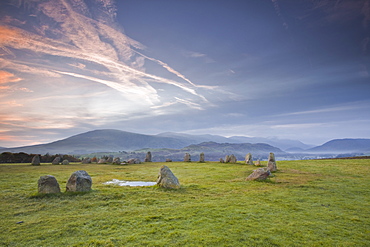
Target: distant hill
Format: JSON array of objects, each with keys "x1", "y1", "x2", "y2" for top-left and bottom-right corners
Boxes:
[
  {"x1": 157, "y1": 132, "x2": 312, "y2": 151},
  {"x1": 307, "y1": 139, "x2": 370, "y2": 153},
  {"x1": 0, "y1": 129, "x2": 190, "y2": 154},
  {"x1": 130, "y1": 141, "x2": 285, "y2": 162}
]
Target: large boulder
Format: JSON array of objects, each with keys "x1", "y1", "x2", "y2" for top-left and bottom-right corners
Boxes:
[
  {"x1": 128, "y1": 158, "x2": 141, "y2": 164},
  {"x1": 267, "y1": 152, "x2": 277, "y2": 172},
  {"x1": 157, "y1": 165, "x2": 180, "y2": 189},
  {"x1": 31, "y1": 155, "x2": 40, "y2": 166},
  {"x1": 106, "y1": 157, "x2": 113, "y2": 163},
  {"x1": 184, "y1": 153, "x2": 191, "y2": 162},
  {"x1": 145, "y1": 152, "x2": 152, "y2": 162},
  {"x1": 246, "y1": 168, "x2": 271, "y2": 181},
  {"x1": 52, "y1": 157, "x2": 61, "y2": 165},
  {"x1": 245, "y1": 153, "x2": 254, "y2": 165},
  {"x1": 199, "y1": 152, "x2": 205, "y2": 163},
  {"x1": 66, "y1": 170, "x2": 92, "y2": 192},
  {"x1": 38, "y1": 175, "x2": 61, "y2": 193}
]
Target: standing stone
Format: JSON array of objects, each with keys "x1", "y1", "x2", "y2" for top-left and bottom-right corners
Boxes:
[
  {"x1": 245, "y1": 153, "x2": 254, "y2": 165},
  {"x1": 81, "y1": 158, "x2": 91, "y2": 164},
  {"x1": 165, "y1": 158, "x2": 172, "y2": 162},
  {"x1": 184, "y1": 153, "x2": 191, "y2": 162},
  {"x1": 112, "y1": 157, "x2": 121, "y2": 165},
  {"x1": 52, "y1": 157, "x2": 61, "y2": 165},
  {"x1": 107, "y1": 157, "x2": 113, "y2": 163},
  {"x1": 157, "y1": 165, "x2": 180, "y2": 189},
  {"x1": 31, "y1": 155, "x2": 40, "y2": 166},
  {"x1": 66, "y1": 170, "x2": 92, "y2": 192},
  {"x1": 199, "y1": 152, "x2": 205, "y2": 163},
  {"x1": 229, "y1": 154, "x2": 237, "y2": 163},
  {"x1": 128, "y1": 158, "x2": 141, "y2": 164},
  {"x1": 225, "y1": 155, "x2": 230, "y2": 163},
  {"x1": 267, "y1": 152, "x2": 277, "y2": 172},
  {"x1": 255, "y1": 159, "x2": 261, "y2": 166},
  {"x1": 98, "y1": 158, "x2": 107, "y2": 164},
  {"x1": 145, "y1": 152, "x2": 152, "y2": 162},
  {"x1": 38, "y1": 175, "x2": 61, "y2": 193},
  {"x1": 62, "y1": 159, "x2": 69, "y2": 165},
  {"x1": 219, "y1": 158, "x2": 224, "y2": 163},
  {"x1": 246, "y1": 168, "x2": 271, "y2": 181}
]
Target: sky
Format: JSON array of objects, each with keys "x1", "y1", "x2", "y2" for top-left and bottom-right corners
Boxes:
[{"x1": 0, "y1": 0, "x2": 369, "y2": 148}]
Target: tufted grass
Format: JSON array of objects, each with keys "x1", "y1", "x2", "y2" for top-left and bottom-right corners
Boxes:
[{"x1": 0, "y1": 159, "x2": 369, "y2": 246}]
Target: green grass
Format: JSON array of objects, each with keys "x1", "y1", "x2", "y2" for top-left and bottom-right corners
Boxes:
[{"x1": 0, "y1": 160, "x2": 369, "y2": 246}]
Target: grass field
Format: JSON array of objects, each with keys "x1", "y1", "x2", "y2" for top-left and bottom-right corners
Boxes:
[{"x1": 0, "y1": 159, "x2": 369, "y2": 246}]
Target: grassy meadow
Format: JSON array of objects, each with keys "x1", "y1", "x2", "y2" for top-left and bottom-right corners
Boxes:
[{"x1": 0, "y1": 159, "x2": 369, "y2": 246}]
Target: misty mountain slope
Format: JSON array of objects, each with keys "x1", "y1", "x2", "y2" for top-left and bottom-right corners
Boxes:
[
  {"x1": 308, "y1": 139, "x2": 370, "y2": 153},
  {"x1": 0, "y1": 129, "x2": 190, "y2": 154}
]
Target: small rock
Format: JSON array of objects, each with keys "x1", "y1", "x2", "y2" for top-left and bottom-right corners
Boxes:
[{"x1": 165, "y1": 158, "x2": 172, "y2": 162}]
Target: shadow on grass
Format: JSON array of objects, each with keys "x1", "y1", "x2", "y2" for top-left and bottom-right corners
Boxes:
[{"x1": 29, "y1": 190, "x2": 96, "y2": 199}]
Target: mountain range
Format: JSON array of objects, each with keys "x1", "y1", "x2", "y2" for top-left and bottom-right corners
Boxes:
[{"x1": 0, "y1": 129, "x2": 369, "y2": 158}]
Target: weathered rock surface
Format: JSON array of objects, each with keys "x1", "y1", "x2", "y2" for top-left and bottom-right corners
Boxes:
[
  {"x1": 62, "y1": 159, "x2": 69, "y2": 165},
  {"x1": 38, "y1": 175, "x2": 61, "y2": 193},
  {"x1": 219, "y1": 158, "x2": 224, "y2": 163},
  {"x1": 145, "y1": 152, "x2": 152, "y2": 162},
  {"x1": 98, "y1": 158, "x2": 107, "y2": 164},
  {"x1": 255, "y1": 159, "x2": 261, "y2": 166},
  {"x1": 267, "y1": 152, "x2": 277, "y2": 172},
  {"x1": 184, "y1": 153, "x2": 191, "y2": 162},
  {"x1": 106, "y1": 157, "x2": 113, "y2": 163},
  {"x1": 225, "y1": 155, "x2": 230, "y2": 163},
  {"x1": 228, "y1": 154, "x2": 237, "y2": 163},
  {"x1": 66, "y1": 170, "x2": 92, "y2": 192},
  {"x1": 81, "y1": 158, "x2": 91, "y2": 164},
  {"x1": 31, "y1": 155, "x2": 40, "y2": 166},
  {"x1": 112, "y1": 157, "x2": 121, "y2": 165},
  {"x1": 245, "y1": 153, "x2": 254, "y2": 165},
  {"x1": 199, "y1": 152, "x2": 205, "y2": 163},
  {"x1": 52, "y1": 157, "x2": 61, "y2": 165},
  {"x1": 157, "y1": 165, "x2": 180, "y2": 189},
  {"x1": 128, "y1": 158, "x2": 141, "y2": 164},
  {"x1": 246, "y1": 168, "x2": 271, "y2": 181}
]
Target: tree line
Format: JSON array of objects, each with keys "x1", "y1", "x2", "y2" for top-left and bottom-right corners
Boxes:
[{"x1": 0, "y1": 152, "x2": 80, "y2": 163}]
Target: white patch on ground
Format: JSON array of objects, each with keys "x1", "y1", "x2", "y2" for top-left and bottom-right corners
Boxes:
[{"x1": 103, "y1": 179, "x2": 156, "y2": 187}]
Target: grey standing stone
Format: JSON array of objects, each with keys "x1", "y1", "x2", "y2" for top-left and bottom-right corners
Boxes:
[
  {"x1": 219, "y1": 158, "x2": 224, "y2": 163},
  {"x1": 98, "y1": 158, "x2": 107, "y2": 164},
  {"x1": 38, "y1": 175, "x2": 61, "y2": 193},
  {"x1": 225, "y1": 155, "x2": 230, "y2": 163},
  {"x1": 31, "y1": 155, "x2": 40, "y2": 166},
  {"x1": 107, "y1": 157, "x2": 113, "y2": 163},
  {"x1": 66, "y1": 170, "x2": 92, "y2": 192},
  {"x1": 229, "y1": 154, "x2": 237, "y2": 163},
  {"x1": 267, "y1": 152, "x2": 277, "y2": 172},
  {"x1": 62, "y1": 159, "x2": 69, "y2": 165},
  {"x1": 245, "y1": 153, "x2": 254, "y2": 165},
  {"x1": 112, "y1": 157, "x2": 121, "y2": 165},
  {"x1": 145, "y1": 152, "x2": 152, "y2": 162},
  {"x1": 52, "y1": 157, "x2": 61, "y2": 165},
  {"x1": 81, "y1": 158, "x2": 91, "y2": 164},
  {"x1": 246, "y1": 168, "x2": 271, "y2": 181},
  {"x1": 128, "y1": 158, "x2": 141, "y2": 164},
  {"x1": 157, "y1": 165, "x2": 180, "y2": 189},
  {"x1": 199, "y1": 152, "x2": 205, "y2": 163},
  {"x1": 184, "y1": 153, "x2": 191, "y2": 162}
]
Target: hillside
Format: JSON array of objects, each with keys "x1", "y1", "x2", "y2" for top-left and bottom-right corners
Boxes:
[
  {"x1": 127, "y1": 141, "x2": 285, "y2": 162},
  {"x1": 0, "y1": 129, "x2": 190, "y2": 154},
  {"x1": 307, "y1": 139, "x2": 370, "y2": 153}
]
